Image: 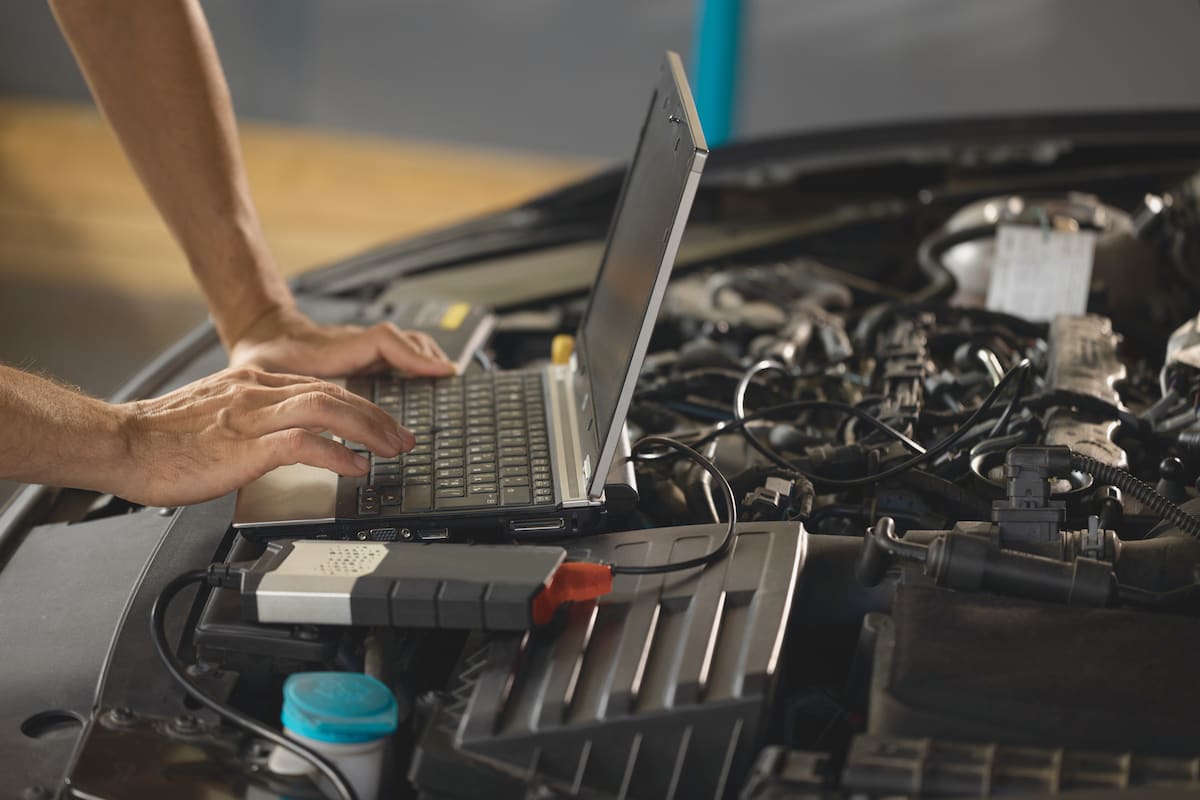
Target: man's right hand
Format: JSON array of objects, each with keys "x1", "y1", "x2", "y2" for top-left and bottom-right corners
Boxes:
[{"x1": 109, "y1": 367, "x2": 409, "y2": 507}]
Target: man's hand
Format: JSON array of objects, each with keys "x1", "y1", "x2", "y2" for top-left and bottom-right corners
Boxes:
[
  {"x1": 112, "y1": 367, "x2": 411, "y2": 507},
  {"x1": 229, "y1": 305, "x2": 457, "y2": 378},
  {"x1": 0, "y1": 364, "x2": 414, "y2": 508}
]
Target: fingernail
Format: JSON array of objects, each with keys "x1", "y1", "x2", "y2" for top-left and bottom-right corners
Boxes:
[{"x1": 353, "y1": 454, "x2": 369, "y2": 471}]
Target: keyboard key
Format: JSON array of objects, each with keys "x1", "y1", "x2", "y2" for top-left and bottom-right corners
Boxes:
[
  {"x1": 500, "y1": 457, "x2": 527, "y2": 468},
  {"x1": 440, "y1": 478, "x2": 466, "y2": 489},
  {"x1": 469, "y1": 453, "x2": 496, "y2": 465},
  {"x1": 501, "y1": 466, "x2": 528, "y2": 478},
  {"x1": 436, "y1": 487, "x2": 465, "y2": 499},
  {"x1": 469, "y1": 463, "x2": 496, "y2": 475},
  {"x1": 406, "y1": 464, "x2": 432, "y2": 476},
  {"x1": 380, "y1": 489, "x2": 402, "y2": 506},
  {"x1": 501, "y1": 486, "x2": 531, "y2": 506},
  {"x1": 437, "y1": 493, "x2": 498, "y2": 509},
  {"x1": 406, "y1": 476, "x2": 432, "y2": 486},
  {"x1": 436, "y1": 459, "x2": 463, "y2": 471},
  {"x1": 373, "y1": 463, "x2": 401, "y2": 477},
  {"x1": 439, "y1": 467, "x2": 464, "y2": 478},
  {"x1": 471, "y1": 484, "x2": 498, "y2": 494},
  {"x1": 501, "y1": 475, "x2": 530, "y2": 487},
  {"x1": 470, "y1": 473, "x2": 497, "y2": 484},
  {"x1": 401, "y1": 484, "x2": 431, "y2": 512}
]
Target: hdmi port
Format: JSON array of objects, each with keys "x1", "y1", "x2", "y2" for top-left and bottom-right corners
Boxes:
[{"x1": 511, "y1": 517, "x2": 566, "y2": 533}]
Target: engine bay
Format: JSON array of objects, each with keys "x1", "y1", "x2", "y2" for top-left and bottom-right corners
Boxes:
[{"x1": 37, "y1": 127, "x2": 1200, "y2": 799}]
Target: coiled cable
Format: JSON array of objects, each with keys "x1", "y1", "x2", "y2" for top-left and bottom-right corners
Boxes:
[{"x1": 1070, "y1": 452, "x2": 1200, "y2": 539}]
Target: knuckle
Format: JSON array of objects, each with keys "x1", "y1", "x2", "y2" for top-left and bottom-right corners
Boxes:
[
  {"x1": 215, "y1": 406, "x2": 237, "y2": 433},
  {"x1": 299, "y1": 391, "x2": 332, "y2": 413},
  {"x1": 317, "y1": 381, "x2": 350, "y2": 402},
  {"x1": 375, "y1": 321, "x2": 402, "y2": 338},
  {"x1": 280, "y1": 428, "x2": 310, "y2": 455},
  {"x1": 231, "y1": 366, "x2": 260, "y2": 383}
]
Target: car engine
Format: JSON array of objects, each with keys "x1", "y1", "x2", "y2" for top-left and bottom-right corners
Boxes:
[{"x1": 46, "y1": 143, "x2": 1200, "y2": 799}]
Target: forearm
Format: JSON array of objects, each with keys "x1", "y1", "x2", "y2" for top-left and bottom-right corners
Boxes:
[
  {"x1": 48, "y1": 0, "x2": 293, "y2": 347},
  {"x1": 0, "y1": 366, "x2": 130, "y2": 494}
]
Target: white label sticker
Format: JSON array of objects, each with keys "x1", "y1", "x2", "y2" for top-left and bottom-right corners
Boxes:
[{"x1": 985, "y1": 224, "x2": 1095, "y2": 322}]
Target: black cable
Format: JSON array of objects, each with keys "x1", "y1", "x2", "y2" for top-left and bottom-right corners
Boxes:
[
  {"x1": 694, "y1": 398, "x2": 926, "y2": 455},
  {"x1": 619, "y1": 435, "x2": 738, "y2": 575},
  {"x1": 1070, "y1": 452, "x2": 1200, "y2": 539},
  {"x1": 987, "y1": 362, "x2": 1029, "y2": 437},
  {"x1": 814, "y1": 359, "x2": 1032, "y2": 488},
  {"x1": 690, "y1": 359, "x2": 1032, "y2": 489},
  {"x1": 733, "y1": 395, "x2": 926, "y2": 456},
  {"x1": 151, "y1": 569, "x2": 358, "y2": 800},
  {"x1": 730, "y1": 360, "x2": 926, "y2": 476}
]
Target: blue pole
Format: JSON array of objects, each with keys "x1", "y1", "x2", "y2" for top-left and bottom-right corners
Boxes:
[{"x1": 691, "y1": 0, "x2": 742, "y2": 146}]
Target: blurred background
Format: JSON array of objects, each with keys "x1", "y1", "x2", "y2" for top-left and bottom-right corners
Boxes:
[{"x1": 0, "y1": 0, "x2": 1197, "y2": 498}]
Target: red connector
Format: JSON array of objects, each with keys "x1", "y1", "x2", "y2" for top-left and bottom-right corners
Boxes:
[{"x1": 531, "y1": 561, "x2": 614, "y2": 625}]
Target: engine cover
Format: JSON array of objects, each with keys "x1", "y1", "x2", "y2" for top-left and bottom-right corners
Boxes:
[{"x1": 409, "y1": 522, "x2": 805, "y2": 799}]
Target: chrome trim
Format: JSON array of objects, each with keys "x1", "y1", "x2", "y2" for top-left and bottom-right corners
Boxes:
[
  {"x1": 546, "y1": 364, "x2": 594, "y2": 508},
  {"x1": 254, "y1": 584, "x2": 355, "y2": 625}
]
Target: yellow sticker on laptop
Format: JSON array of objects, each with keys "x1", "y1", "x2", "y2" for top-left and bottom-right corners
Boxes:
[{"x1": 439, "y1": 302, "x2": 470, "y2": 330}]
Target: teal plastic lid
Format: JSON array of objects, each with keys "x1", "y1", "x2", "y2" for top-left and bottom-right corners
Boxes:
[{"x1": 281, "y1": 672, "x2": 398, "y2": 744}]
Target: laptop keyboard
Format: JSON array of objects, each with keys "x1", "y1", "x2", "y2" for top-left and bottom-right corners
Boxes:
[{"x1": 352, "y1": 373, "x2": 554, "y2": 515}]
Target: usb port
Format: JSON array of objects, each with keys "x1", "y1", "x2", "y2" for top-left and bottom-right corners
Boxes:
[{"x1": 510, "y1": 517, "x2": 566, "y2": 533}]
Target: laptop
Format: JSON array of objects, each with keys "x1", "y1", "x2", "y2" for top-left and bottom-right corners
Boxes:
[{"x1": 233, "y1": 52, "x2": 708, "y2": 540}]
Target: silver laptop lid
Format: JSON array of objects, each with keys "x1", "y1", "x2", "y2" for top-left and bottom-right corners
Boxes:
[{"x1": 572, "y1": 52, "x2": 707, "y2": 498}]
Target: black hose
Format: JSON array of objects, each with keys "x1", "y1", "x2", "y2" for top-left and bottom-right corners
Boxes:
[
  {"x1": 1070, "y1": 453, "x2": 1200, "y2": 539},
  {"x1": 151, "y1": 570, "x2": 358, "y2": 800},
  {"x1": 620, "y1": 436, "x2": 739, "y2": 575}
]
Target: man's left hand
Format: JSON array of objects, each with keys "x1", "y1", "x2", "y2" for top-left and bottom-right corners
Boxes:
[{"x1": 229, "y1": 305, "x2": 457, "y2": 377}]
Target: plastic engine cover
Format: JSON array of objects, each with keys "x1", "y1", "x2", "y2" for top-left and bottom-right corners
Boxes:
[{"x1": 409, "y1": 521, "x2": 806, "y2": 799}]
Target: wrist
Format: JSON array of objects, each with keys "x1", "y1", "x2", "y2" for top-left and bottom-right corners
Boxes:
[
  {"x1": 86, "y1": 400, "x2": 140, "y2": 496},
  {"x1": 186, "y1": 218, "x2": 296, "y2": 349}
]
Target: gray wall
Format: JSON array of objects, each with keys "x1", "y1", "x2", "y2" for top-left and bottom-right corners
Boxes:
[{"x1": 1, "y1": 0, "x2": 1197, "y2": 160}]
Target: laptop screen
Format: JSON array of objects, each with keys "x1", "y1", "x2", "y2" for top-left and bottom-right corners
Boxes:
[{"x1": 575, "y1": 54, "x2": 706, "y2": 492}]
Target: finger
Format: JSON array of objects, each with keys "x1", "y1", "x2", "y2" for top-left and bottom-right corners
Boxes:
[
  {"x1": 372, "y1": 324, "x2": 457, "y2": 376},
  {"x1": 254, "y1": 429, "x2": 371, "y2": 476},
  {"x1": 221, "y1": 366, "x2": 323, "y2": 389},
  {"x1": 227, "y1": 380, "x2": 387, "y2": 425},
  {"x1": 411, "y1": 332, "x2": 452, "y2": 365},
  {"x1": 247, "y1": 370, "x2": 324, "y2": 389},
  {"x1": 242, "y1": 389, "x2": 414, "y2": 454}
]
